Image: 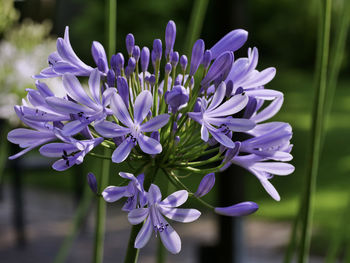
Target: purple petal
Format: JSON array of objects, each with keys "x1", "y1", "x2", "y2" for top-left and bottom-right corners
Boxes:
[
  {"x1": 160, "y1": 190, "x2": 188, "y2": 207},
  {"x1": 201, "y1": 124, "x2": 209, "y2": 142},
  {"x1": 245, "y1": 88, "x2": 283, "y2": 100},
  {"x1": 159, "y1": 207, "x2": 201, "y2": 223},
  {"x1": 159, "y1": 216, "x2": 181, "y2": 254},
  {"x1": 111, "y1": 138, "x2": 134, "y2": 163},
  {"x1": 259, "y1": 177, "x2": 280, "y2": 201},
  {"x1": 63, "y1": 74, "x2": 98, "y2": 110},
  {"x1": 137, "y1": 133, "x2": 162, "y2": 154},
  {"x1": 210, "y1": 29, "x2": 248, "y2": 59},
  {"x1": 94, "y1": 120, "x2": 130, "y2": 138},
  {"x1": 242, "y1": 67, "x2": 276, "y2": 89},
  {"x1": 88, "y1": 68, "x2": 102, "y2": 103},
  {"x1": 128, "y1": 208, "x2": 149, "y2": 225},
  {"x1": 195, "y1": 173, "x2": 215, "y2": 197},
  {"x1": 7, "y1": 128, "x2": 54, "y2": 147},
  {"x1": 62, "y1": 120, "x2": 89, "y2": 136},
  {"x1": 116, "y1": 77, "x2": 129, "y2": 107},
  {"x1": 210, "y1": 129, "x2": 235, "y2": 148},
  {"x1": 214, "y1": 201, "x2": 258, "y2": 216},
  {"x1": 253, "y1": 162, "x2": 295, "y2": 175},
  {"x1": 102, "y1": 186, "x2": 128, "y2": 202},
  {"x1": 225, "y1": 118, "x2": 255, "y2": 132},
  {"x1": 140, "y1": 114, "x2": 170, "y2": 132},
  {"x1": 251, "y1": 97, "x2": 284, "y2": 123},
  {"x1": 207, "y1": 93, "x2": 248, "y2": 117},
  {"x1": 39, "y1": 143, "x2": 77, "y2": 157},
  {"x1": 110, "y1": 93, "x2": 133, "y2": 127},
  {"x1": 134, "y1": 91, "x2": 153, "y2": 124},
  {"x1": 134, "y1": 217, "x2": 153, "y2": 249},
  {"x1": 207, "y1": 82, "x2": 226, "y2": 111},
  {"x1": 148, "y1": 184, "x2": 162, "y2": 204},
  {"x1": 35, "y1": 81, "x2": 54, "y2": 97},
  {"x1": 46, "y1": 97, "x2": 95, "y2": 115},
  {"x1": 52, "y1": 158, "x2": 74, "y2": 171}
]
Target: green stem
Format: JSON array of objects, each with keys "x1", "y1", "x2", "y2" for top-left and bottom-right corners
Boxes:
[
  {"x1": 93, "y1": 148, "x2": 111, "y2": 263},
  {"x1": 298, "y1": 0, "x2": 332, "y2": 262},
  {"x1": 184, "y1": 0, "x2": 209, "y2": 56},
  {"x1": 54, "y1": 183, "x2": 93, "y2": 263},
  {"x1": 106, "y1": 0, "x2": 116, "y2": 58},
  {"x1": 124, "y1": 224, "x2": 143, "y2": 263}
]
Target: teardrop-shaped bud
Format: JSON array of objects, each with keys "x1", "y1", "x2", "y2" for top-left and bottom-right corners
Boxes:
[
  {"x1": 194, "y1": 173, "x2": 215, "y2": 197},
  {"x1": 215, "y1": 201, "x2": 258, "y2": 217}
]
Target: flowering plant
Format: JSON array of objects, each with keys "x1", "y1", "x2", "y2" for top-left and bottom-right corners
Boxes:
[{"x1": 7, "y1": 20, "x2": 294, "y2": 259}]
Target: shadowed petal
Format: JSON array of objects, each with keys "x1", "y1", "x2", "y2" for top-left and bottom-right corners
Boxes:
[
  {"x1": 62, "y1": 120, "x2": 89, "y2": 136},
  {"x1": 52, "y1": 159, "x2": 74, "y2": 171},
  {"x1": 148, "y1": 184, "x2": 162, "y2": 204},
  {"x1": 39, "y1": 143, "x2": 77, "y2": 157},
  {"x1": 140, "y1": 114, "x2": 170, "y2": 132},
  {"x1": 46, "y1": 97, "x2": 95, "y2": 114},
  {"x1": 110, "y1": 93, "x2": 133, "y2": 127},
  {"x1": 94, "y1": 120, "x2": 130, "y2": 138},
  {"x1": 160, "y1": 190, "x2": 188, "y2": 207},
  {"x1": 253, "y1": 162, "x2": 295, "y2": 175},
  {"x1": 225, "y1": 118, "x2": 256, "y2": 132},
  {"x1": 207, "y1": 82, "x2": 226, "y2": 111},
  {"x1": 111, "y1": 139, "x2": 134, "y2": 163},
  {"x1": 63, "y1": 73, "x2": 99, "y2": 111},
  {"x1": 102, "y1": 186, "x2": 128, "y2": 202},
  {"x1": 137, "y1": 133, "x2": 162, "y2": 154},
  {"x1": 128, "y1": 208, "x2": 149, "y2": 225},
  {"x1": 251, "y1": 97, "x2": 284, "y2": 123},
  {"x1": 134, "y1": 91, "x2": 153, "y2": 124},
  {"x1": 207, "y1": 93, "x2": 248, "y2": 117},
  {"x1": 210, "y1": 129, "x2": 235, "y2": 148},
  {"x1": 159, "y1": 207, "x2": 201, "y2": 223},
  {"x1": 89, "y1": 68, "x2": 101, "y2": 103},
  {"x1": 135, "y1": 217, "x2": 153, "y2": 249},
  {"x1": 201, "y1": 124, "x2": 209, "y2": 142},
  {"x1": 159, "y1": 215, "x2": 181, "y2": 254},
  {"x1": 259, "y1": 177, "x2": 280, "y2": 201}
]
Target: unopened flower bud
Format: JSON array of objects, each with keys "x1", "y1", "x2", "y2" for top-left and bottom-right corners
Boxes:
[
  {"x1": 202, "y1": 50, "x2": 212, "y2": 69},
  {"x1": 87, "y1": 172, "x2": 98, "y2": 194},
  {"x1": 132, "y1": 45, "x2": 140, "y2": 62},
  {"x1": 107, "y1": 69, "x2": 115, "y2": 87},
  {"x1": 190, "y1": 39, "x2": 205, "y2": 76},
  {"x1": 180, "y1": 55, "x2": 187, "y2": 72},
  {"x1": 140, "y1": 47, "x2": 150, "y2": 73},
  {"x1": 165, "y1": 63, "x2": 172, "y2": 74},
  {"x1": 153, "y1": 39, "x2": 162, "y2": 61},
  {"x1": 215, "y1": 202, "x2": 259, "y2": 217},
  {"x1": 165, "y1": 20, "x2": 176, "y2": 58},
  {"x1": 171, "y1": 51, "x2": 179, "y2": 67},
  {"x1": 126, "y1": 33, "x2": 135, "y2": 56},
  {"x1": 195, "y1": 173, "x2": 215, "y2": 197}
]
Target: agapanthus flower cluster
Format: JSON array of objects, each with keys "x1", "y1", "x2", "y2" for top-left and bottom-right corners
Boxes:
[{"x1": 7, "y1": 20, "x2": 294, "y2": 254}]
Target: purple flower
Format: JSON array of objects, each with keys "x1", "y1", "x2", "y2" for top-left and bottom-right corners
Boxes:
[
  {"x1": 128, "y1": 184, "x2": 201, "y2": 254},
  {"x1": 188, "y1": 82, "x2": 255, "y2": 148},
  {"x1": 45, "y1": 69, "x2": 115, "y2": 136},
  {"x1": 215, "y1": 201, "x2": 258, "y2": 216},
  {"x1": 7, "y1": 106, "x2": 58, "y2": 159},
  {"x1": 189, "y1": 39, "x2": 205, "y2": 76},
  {"x1": 35, "y1": 27, "x2": 94, "y2": 78},
  {"x1": 94, "y1": 91, "x2": 170, "y2": 162},
  {"x1": 102, "y1": 172, "x2": 147, "y2": 211},
  {"x1": 39, "y1": 137, "x2": 103, "y2": 171},
  {"x1": 126, "y1": 33, "x2": 135, "y2": 56},
  {"x1": 140, "y1": 47, "x2": 150, "y2": 73}
]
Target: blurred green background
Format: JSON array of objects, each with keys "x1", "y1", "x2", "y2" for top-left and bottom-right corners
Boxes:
[{"x1": 1, "y1": 0, "x2": 349, "y2": 258}]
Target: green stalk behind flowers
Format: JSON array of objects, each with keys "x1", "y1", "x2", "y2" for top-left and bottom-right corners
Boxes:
[{"x1": 297, "y1": 0, "x2": 332, "y2": 262}]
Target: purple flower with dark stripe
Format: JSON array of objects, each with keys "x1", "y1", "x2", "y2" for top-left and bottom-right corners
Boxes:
[
  {"x1": 94, "y1": 91, "x2": 170, "y2": 163},
  {"x1": 45, "y1": 69, "x2": 115, "y2": 136},
  {"x1": 39, "y1": 137, "x2": 103, "y2": 171},
  {"x1": 128, "y1": 184, "x2": 201, "y2": 254}
]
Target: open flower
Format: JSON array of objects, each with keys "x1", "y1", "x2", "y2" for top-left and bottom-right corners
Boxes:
[
  {"x1": 188, "y1": 82, "x2": 255, "y2": 148},
  {"x1": 128, "y1": 184, "x2": 201, "y2": 254},
  {"x1": 94, "y1": 90, "x2": 170, "y2": 163}
]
